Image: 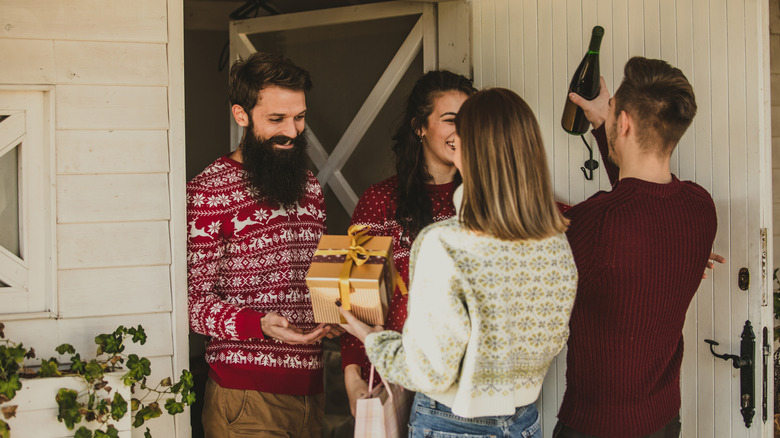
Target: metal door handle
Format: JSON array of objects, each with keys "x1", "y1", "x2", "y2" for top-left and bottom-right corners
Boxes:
[{"x1": 704, "y1": 320, "x2": 755, "y2": 428}]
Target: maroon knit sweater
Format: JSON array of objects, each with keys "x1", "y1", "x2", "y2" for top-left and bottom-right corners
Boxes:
[
  {"x1": 340, "y1": 176, "x2": 457, "y2": 384},
  {"x1": 187, "y1": 155, "x2": 327, "y2": 395},
  {"x1": 558, "y1": 126, "x2": 717, "y2": 437}
]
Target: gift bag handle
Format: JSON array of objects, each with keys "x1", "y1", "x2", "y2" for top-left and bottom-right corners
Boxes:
[{"x1": 367, "y1": 364, "x2": 393, "y2": 404}]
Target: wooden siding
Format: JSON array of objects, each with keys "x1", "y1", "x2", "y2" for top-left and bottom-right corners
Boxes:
[
  {"x1": 471, "y1": 1, "x2": 771, "y2": 437},
  {"x1": 0, "y1": 0, "x2": 186, "y2": 435}
]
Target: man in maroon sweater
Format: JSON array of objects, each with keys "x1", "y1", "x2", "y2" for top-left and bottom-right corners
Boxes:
[
  {"x1": 554, "y1": 57, "x2": 718, "y2": 437},
  {"x1": 187, "y1": 52, "x2": 342, "y2": 437}
]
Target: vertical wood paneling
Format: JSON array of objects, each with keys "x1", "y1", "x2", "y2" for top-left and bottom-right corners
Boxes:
[
  {"x1": 494, "y1": 0, "x2": 510, "y2": 87},
  {"x1": 643, "y1": 0, "x2": 661, "y2": 59},
  {"x1": 579, "y1": 0, "x2": 600, "y2": 200},
  {"x1": 565, "y1": 0, "x2": 584, "y2": 205},
  {"x1": 726, "y1": 1, "x2": 750, "y2": 435},
  {"x1": 628, "y1": 1, "x2": 645, "y2": 57},
  {"x1": 674, "y1": 1, "x2": 699, "y2": 435},
  {"x1": 552, "y1": 0, "x2": 570, "y2": 203},
  {"x1": 691, "y1": 0, "x2": 717, "y2": 435},
  {"x1": 481, "y1": 0, "x2": 497, "y2": 87},
  {"x1": 595, "y1": 0, "x2": 613, "y2": 193},
  {"x1": 536, "y1": 0, "x2": 555, "y2": 192},
  {"x1": 743, "y1": 3, "x2": 765, "y2": 437},
  {"x1": 472, "y1": 0, "x2": 483, "y2": 87},
  {"x1": 709, "y1": 1, "x2": 735, "y2": 436},
  {"x1": 509, "y1": 0, "x2": 525, "y2": 95}
]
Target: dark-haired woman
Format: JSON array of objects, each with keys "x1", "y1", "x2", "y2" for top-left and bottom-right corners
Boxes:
[{"x1": 340, "y1": 70, "x2": 476, "y2": 415}]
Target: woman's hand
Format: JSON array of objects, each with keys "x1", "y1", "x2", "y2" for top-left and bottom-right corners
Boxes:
[
  {"x1": 344, "y1": 364, "x2": 369, "y2": 416},
  {"x1": 337, "y1": 302, "x2": 384, "y2": 343}
]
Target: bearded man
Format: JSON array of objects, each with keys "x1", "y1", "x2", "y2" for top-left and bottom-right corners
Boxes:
[{"x1": 187, "y1": 52, "x2": 343, "y2": 438}]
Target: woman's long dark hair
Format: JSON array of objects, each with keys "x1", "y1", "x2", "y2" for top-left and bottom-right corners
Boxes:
[{"x1": 392, "y1": 71, "x2": 476, "y2": 242}]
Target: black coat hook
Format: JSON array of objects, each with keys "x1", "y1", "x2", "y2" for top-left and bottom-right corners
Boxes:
[{"x1": 580, "y1": 136, "x2": 599, "y2": 180}]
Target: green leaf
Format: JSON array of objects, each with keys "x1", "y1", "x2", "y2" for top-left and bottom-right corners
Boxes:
[
  {"x1": 131, "y1": 398, "x2": 141, "y2": 411},
  {"x1": 84, "y1": 359, "x2": 105, "y2": 382},
  {"x1": 0, "y1": 373, "x2": 22, "y2": 401},
  {"x1": 0, "y1": 323, "x2": 4, "y2": 339},
  {"x1": 144, "y1": 427, "x2": 152, "y2": 438},
  {"x1": 123, "y1": 355, "x2": 151, "y2": 385},
  {"x1": 39, "y1": 358, "x2": 61, "y2": 377},
  {"x1": 56, "y1": 388, "x2": 83, "y2": 430},
  {"x1": 74, "y1": 426, "x2": 93, "y2": 438},
  {"x1": 55, "y1": 343, "x2": 76, "y2": 355},
  {"x1": 71, "y1": 353, "x2": 86, "y2": 375},
  {"x1": 111, "y1": 392, "x2": 128, "y2": 421},
  {"x1": 127, "y1": 325, "x2": 147, "y2": 345},
  {"x1": 94, "y1": 425, "x2": 120, "y2": 438},
  {"x1": 0, "y1": 419, "x2": 10, "y2": 438},
  {"x1": 164, "y1": 398, "x2": 184, "y2": 415}
]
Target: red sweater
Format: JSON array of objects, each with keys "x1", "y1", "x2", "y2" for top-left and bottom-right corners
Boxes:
[
  {"x1": 558, "y1": 127, "x2": 718, "y2": 436},
  {"x1": 340, "y1": 176, "x2": 457, "y2": 384},
  {"x1": 186, "y1": 155, "x2": 327, "y2": 395}
]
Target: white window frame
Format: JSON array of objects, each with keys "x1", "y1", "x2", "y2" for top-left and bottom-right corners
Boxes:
[{"x1": 0, "y1": 86, "x2": 57, "y2": 318}]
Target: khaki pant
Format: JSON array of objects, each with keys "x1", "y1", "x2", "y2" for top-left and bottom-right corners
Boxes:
[{"x1": 202, "y1": 378, "x2": 324, "y2": 438}]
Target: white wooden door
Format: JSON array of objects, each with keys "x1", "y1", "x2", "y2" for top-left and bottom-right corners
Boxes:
[
  {"x1": 471, "y1": 0, "x2": 773, "y2": 436},
  {"x1": 229, "y1": 1, "x2": 443, "y2": 228}
]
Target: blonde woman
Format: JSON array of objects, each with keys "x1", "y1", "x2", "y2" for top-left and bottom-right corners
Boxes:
[{"x1": 339, "y1": 88, "x2": 577, "y2": 437}]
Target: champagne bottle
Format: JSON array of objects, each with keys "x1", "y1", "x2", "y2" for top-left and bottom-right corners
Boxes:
[{"x1": 561, "y1": 26, "x2": 605, "y2": 135}]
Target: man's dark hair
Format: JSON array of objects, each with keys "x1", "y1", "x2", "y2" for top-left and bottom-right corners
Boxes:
[
  {"x1": 228, "y1": 52, "x2": 312, "y2": 113},
  {"x1": 613, "y1": 57, "x2": 697, "y2": 152}
]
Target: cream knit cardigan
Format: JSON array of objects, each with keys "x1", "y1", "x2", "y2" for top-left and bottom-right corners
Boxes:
[{"x1": 365, "y1": 187, "x2": 577, "y2": 418}]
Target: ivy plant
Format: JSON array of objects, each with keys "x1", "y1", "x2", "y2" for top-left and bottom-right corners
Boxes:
[{"x1": 0, "y1": 323, "x2": 194, "y2": 438}]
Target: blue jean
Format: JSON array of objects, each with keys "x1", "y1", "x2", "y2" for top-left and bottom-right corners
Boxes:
[{"x1": 408, "y1": 393, "x2": 541, "y2": 438}]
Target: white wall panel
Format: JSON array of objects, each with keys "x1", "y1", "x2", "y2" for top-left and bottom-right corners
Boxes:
[
  {"x1": 56, "y1": 85, "x2": 169, "y2": 130},
  {"x1": 58, "y1": 221, "x2": 172, "y2": 270},
  {"x1": 0, "y1": 0, "x2": 168, "y2": 43},
  {"x1": 57, "y1": 174, "x2": 171, "y2": 223},
  {"x1": 54, "y1": 41, "x2": 168, "y2": 86},
  {"x1": 0, "y1": 39, "x2": 55, "y2": 84},
  {"x1": 58, "y1": 266, "x2": 173, "y2": 318},
  {"x1": 56, "y1": 130, "x2": 170, "y2": 174}
]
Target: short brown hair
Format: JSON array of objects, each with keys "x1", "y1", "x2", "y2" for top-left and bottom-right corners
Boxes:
[
  {"x1": 455, "y1": 88, "x2": 568, "y2": 240},
  {"x1": 228, "y1": 52, "x2": 312, "y2": 112},
  {"x1": 613, "y1": 57, "x2": 696, "y2": 153}
]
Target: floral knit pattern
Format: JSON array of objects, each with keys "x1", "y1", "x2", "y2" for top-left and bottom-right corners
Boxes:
[
  {"x1": 365, "y1": 188, "x2": 577, "y2": 418},
  {"x1": 187, "y1": 155, "x2": 327, "y2": 395}
]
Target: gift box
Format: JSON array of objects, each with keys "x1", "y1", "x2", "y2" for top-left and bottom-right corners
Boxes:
[{"x1": 306, "y1": 226, "x2": 400, "y2": 325}]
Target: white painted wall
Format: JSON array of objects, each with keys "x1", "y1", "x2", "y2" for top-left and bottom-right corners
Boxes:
[{"x1": 0, "y1": 0, "x2": 189, "y2": 436}]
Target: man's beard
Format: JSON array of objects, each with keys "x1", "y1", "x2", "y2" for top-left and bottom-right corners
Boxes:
[
  {"x1": 241, "y1": 122, "x2": 310, "y2": 208},
  {"x1": 606, "y1": 119, "x2": 619, "y2": 167}
]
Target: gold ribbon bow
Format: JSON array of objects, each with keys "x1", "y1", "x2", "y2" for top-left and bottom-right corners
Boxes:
[{"x1": 313, "y1": 225, "x2": 407, "y2": 323}]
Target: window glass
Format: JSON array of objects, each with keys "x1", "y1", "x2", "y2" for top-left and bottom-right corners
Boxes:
[{"x1": 0, "y1": 144, "x2": 20, "y2": 257}]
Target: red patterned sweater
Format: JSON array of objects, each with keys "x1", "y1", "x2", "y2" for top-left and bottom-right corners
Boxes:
[
  {"x1": 340, "y1": 176, "x2": 457, "y2": 384},
  {"x1": 187, "y1": 155, "x2": 327, "y2": 395}
]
